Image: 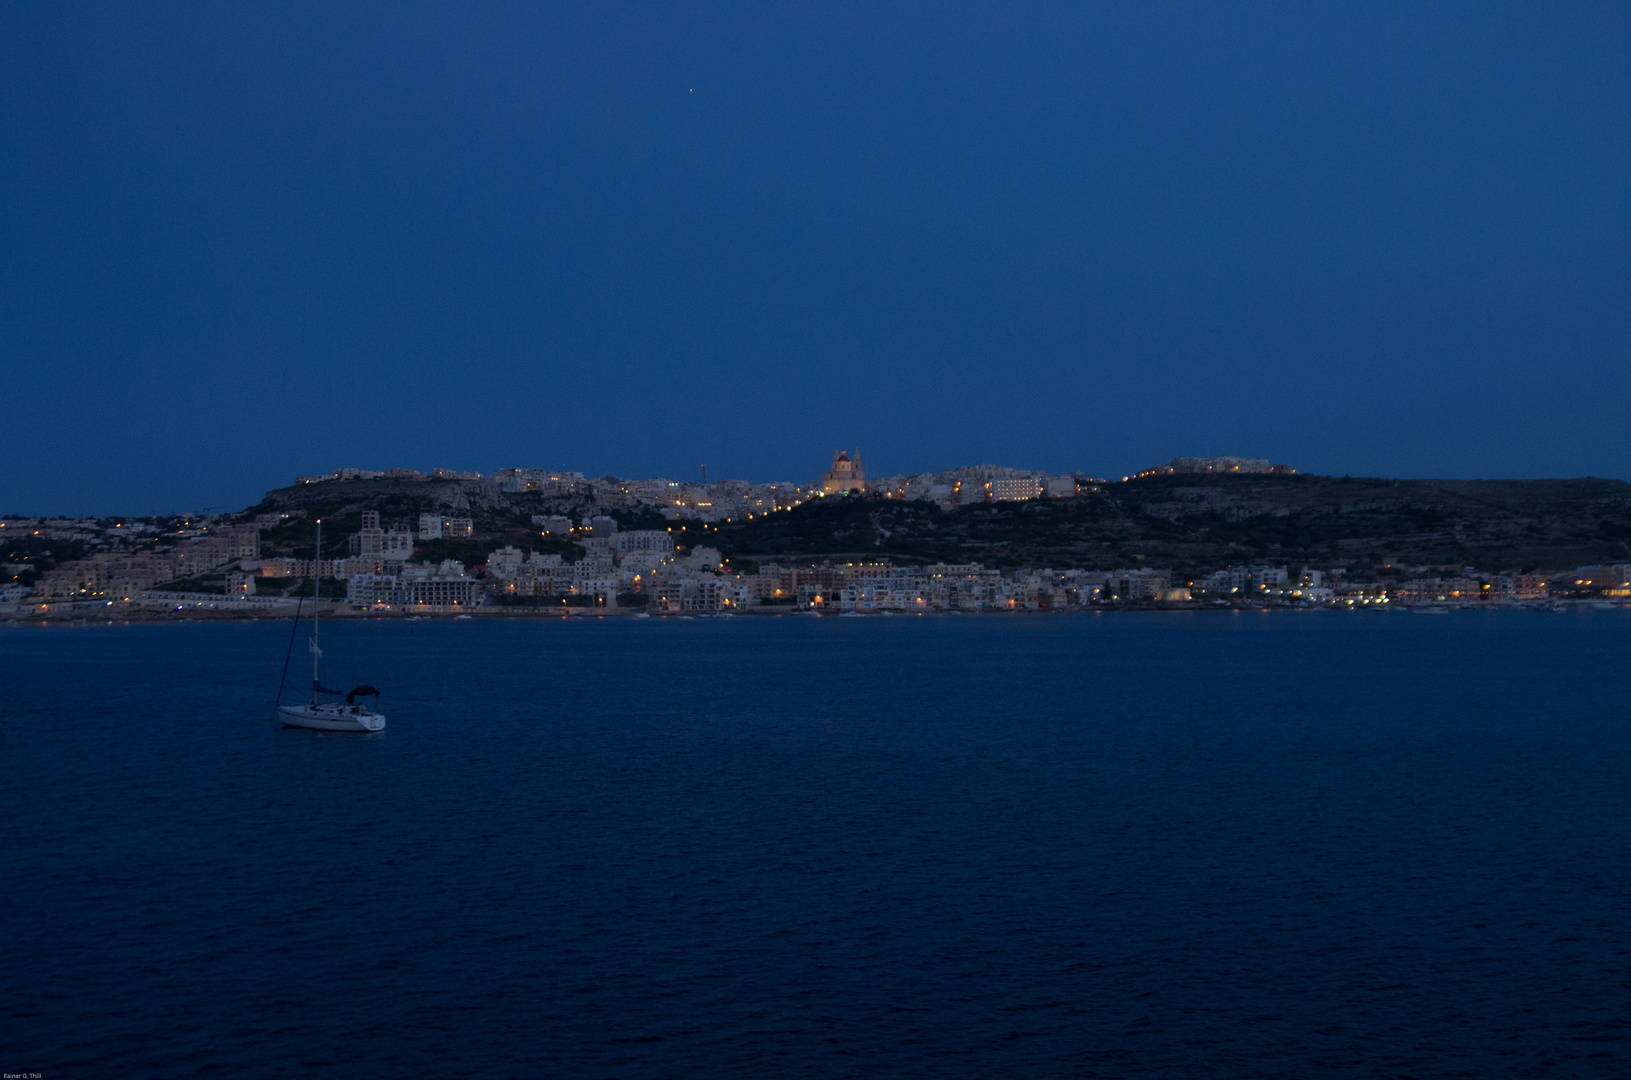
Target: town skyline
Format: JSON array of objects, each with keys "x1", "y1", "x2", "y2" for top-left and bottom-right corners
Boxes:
[
  {"x1": 8, "y1": 453, "x2": 1629, "y2": 619},
  {"x1": 18, "y1": 444, "x2": 1629, "y2": 521},
  {"x1": 6, "y1": 447, "x2": 1302, "y2": 519}
]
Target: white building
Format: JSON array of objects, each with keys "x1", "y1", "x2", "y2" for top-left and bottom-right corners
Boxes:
[
  {"x1": 618, "y1": 551, "x2": 669, "y2": 575},
  {"x1": 679, "y1": 546, "x2": 723, "y2": 572},
  {"x1": 989, "y1": 476, "x2": 1042, "y2": 501},
  {"x1": 571, "y1": 577, "x2": 621, "y2": 602},
  {"x1": 616, "y1": 530, "x2": 677, "y2": 557},
  {"x1": 348, "y1": 564, "x2": 480, "y2": 606},
  {"x1": 1201, "y1": 567, "x2": 1249, "y2": 595},
  {"x1": 532, "y1": 515, "x2": 574, "y2": 535},
  {"x1": 486, "y1": 546, "x2": 526, "y2": 580},
  {"x1": 1107, "y1": 568, "x2": 1170, "y2": 600},
  {"x1": 355, "y1": 511, "x2": 413, "y2": 563},
  {"x1": 1250, "y1": 566, "x2": 1289, "y2": 589},
  {"x1": 347, "y1": 573, "x2": 398, "y2": 604},
  {"x1": 574, "y1": 553, "x2": 616, "y2": 578},
  {"x1": 402, "y1": 575, "x2": 479, "y2": 605}
]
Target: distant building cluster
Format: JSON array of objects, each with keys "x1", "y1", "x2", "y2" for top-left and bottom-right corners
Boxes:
[
  {"x1": 482, "y1": 526, "x2": 1174, "y2": 613},
  {"x1": 286, "y1": 453, "x2": 1293, "y2": 517},
  {"x1": 482, "y1": 518, "x2": 681, "y2": 607},
  {"x1": 1132, "y1": 456, "x2": 1295, "y2": 479},
  {"x1": 9, "y1": 517, "x2": 262, "y2": 602},
  {"x1": 295, "y1": 467, "x2": 483, "y2": 484},
  {"x1": 1187, "y1": 564, "x2": 1595, "y2": 606},
  {"x1": 867, "y1": 464, "x2": 1090, "y2": 508},
  {"x1": 280, "y1": 452, "x2": 1099, "y2": 524}
]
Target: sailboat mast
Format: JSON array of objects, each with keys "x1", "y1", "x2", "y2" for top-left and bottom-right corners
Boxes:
[{"x1": 312, "y1": 519, "x2": 321, "y2": 692}]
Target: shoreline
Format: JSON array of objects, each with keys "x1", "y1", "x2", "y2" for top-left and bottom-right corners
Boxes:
[{"x1": 4, "y1": 599, "x2": 1624, "y2": 625}]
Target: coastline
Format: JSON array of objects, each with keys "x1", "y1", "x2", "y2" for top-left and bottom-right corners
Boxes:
[{"x1": 5, "y1": 599, "x2": 1623, "y2": 625}]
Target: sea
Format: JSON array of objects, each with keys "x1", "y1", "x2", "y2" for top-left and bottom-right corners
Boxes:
[{"x1": 3, "y1": 609, "x2": 1629, "y2": 1078}]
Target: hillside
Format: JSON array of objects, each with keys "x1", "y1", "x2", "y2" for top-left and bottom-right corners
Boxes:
[
  {"x1": 706, "y1": 474, "x2": 1631, "y2": 576},
  {"x1": 243, "y1": 472, "x2": 1631, "y2": 577}
]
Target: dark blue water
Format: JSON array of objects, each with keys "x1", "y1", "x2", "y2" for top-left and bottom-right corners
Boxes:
[{"x1": 4, "y1": 610, "x2": 1630, "y2": 1078}]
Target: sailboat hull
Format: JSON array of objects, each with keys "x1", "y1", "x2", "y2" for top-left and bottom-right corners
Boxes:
[{"x1": 278, "y1": 704, "x2": 386, "y2": 732}]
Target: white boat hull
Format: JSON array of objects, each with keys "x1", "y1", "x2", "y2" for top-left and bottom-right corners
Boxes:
[{"x1": 278, "y1": 704, "x2": 386, "y2": 732}]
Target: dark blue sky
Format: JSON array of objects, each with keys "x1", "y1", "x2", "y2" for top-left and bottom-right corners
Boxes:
[{"x1": 4, "y1": 3, "x2": 1628, "y2": 514}]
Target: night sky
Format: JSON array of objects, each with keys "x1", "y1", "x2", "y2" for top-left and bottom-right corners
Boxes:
[{"x1": 4, "y1": 3, "x2": 1629, "y2": 515}]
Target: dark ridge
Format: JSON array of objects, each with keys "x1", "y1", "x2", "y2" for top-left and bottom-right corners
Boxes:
[{"x1": 241, "y1": 472, "x2": 1631, "y2": 574}]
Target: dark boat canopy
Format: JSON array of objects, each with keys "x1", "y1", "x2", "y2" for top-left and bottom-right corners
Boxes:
[{"x1": 346, "y1": 685, "x2": 381, "y2": 703}]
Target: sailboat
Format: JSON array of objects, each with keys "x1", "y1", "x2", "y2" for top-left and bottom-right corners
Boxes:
[{"x1": 275, "y1": 519, "x2": 387, "y2": 732}]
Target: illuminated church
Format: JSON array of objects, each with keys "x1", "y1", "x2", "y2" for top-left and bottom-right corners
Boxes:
[{"x1": 821, "y1": 449, "x2": 867, "y2": 494}]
